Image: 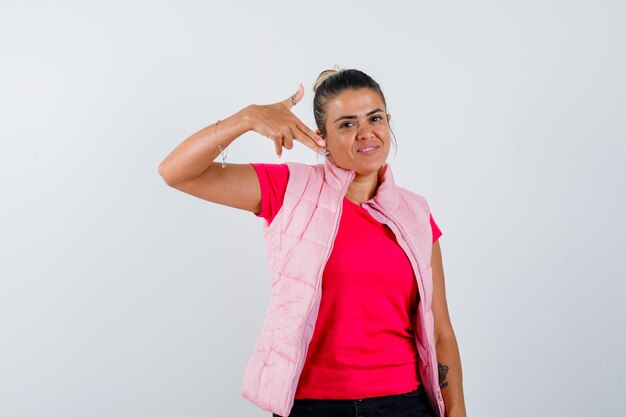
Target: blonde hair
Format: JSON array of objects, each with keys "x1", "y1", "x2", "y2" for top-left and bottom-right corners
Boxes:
[{"x1": 312, "y1": 64, "x2": 343, "y2": 94}]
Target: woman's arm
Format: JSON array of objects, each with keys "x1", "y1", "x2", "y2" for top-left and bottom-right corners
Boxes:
[
  {"x1": 158, "y1": 107, "x2": 252, "y2": 186},
  {"x1": 158, "y1": 107, "x2": 264, "y2": 213},
  {"x1": 157, "y1": 84, "x2": 325, "y2": 213},
  {"x1": 431, "y1": 240, "x2": 468, "y2": 417}
]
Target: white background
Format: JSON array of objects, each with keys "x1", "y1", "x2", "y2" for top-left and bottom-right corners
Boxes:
[{"x1": 1, "y1": 1, "x2": 624, "y2": 416}]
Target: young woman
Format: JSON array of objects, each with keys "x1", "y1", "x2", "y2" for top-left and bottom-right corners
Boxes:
[{"x1": 158, "y1": 67, "x2": 467, "y2": 417}]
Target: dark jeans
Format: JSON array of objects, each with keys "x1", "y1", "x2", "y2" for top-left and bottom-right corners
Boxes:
[{"x1": 272, "y1": 385, "x2": 436, "y2": 417}]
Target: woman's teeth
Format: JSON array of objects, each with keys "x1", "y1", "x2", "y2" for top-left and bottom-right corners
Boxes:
[{"x1": 359, "y1": 146, "x2": 379, "y2": 153}]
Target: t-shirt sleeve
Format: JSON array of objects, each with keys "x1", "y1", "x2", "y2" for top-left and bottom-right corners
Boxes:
[
  {"x1": 430, "y1": 213, "x2": 442, "y2": 243},
  {"x1": 250, "y1": 163, "x2": 289, "y2": 225}
]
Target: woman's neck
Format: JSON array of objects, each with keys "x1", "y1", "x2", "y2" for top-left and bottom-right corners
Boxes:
[{"x1": 345, "y1": 170, "x2": 381, "y2": 204}]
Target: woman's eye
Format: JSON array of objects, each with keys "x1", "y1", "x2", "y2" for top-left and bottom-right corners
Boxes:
[{"x1": 340, "y1": 116, "x2": 381, "y2": 128}]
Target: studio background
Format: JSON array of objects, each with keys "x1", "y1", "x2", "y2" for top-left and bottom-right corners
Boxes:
[{"x1": 1, "y1": 1, "x2": 624, "y2": 416}]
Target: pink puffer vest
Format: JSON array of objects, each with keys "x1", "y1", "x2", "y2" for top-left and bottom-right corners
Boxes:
[{"x1": 241, "y1": 157, "x2": 445, "y2": 417}]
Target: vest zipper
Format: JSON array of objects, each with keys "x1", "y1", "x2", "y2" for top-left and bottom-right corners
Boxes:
[
  {"x1": 364, "y1": 202, "x2": 445, "y2": 412},
  {"x1": 288, "y1": 172, "x2": 354, "y2": 402}
]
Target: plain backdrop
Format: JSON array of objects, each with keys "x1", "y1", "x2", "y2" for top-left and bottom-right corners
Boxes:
[{"x1": 1, "y1": 1, "x2": 624, "y2": 416}]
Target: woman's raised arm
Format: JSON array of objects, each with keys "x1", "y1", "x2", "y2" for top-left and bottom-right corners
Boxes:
[{"x1": 157, "y1": 84, "x2": 326, "y2": 214}]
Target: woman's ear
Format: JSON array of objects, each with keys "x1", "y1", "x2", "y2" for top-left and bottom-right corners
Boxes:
[{"x1": 387, "y1": 113, "x2": 391, "y2": 123}]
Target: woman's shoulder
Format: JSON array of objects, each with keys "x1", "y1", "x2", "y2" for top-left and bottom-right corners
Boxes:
[
  {"x1": 282, "y1": 162, "x2": 330, "y2": 182},
  {"x1": 284, "y1": 161, "x2": 323, "y2": 171},
  {"x1": 250, "y1": 162, "x2": 289, "y2": 171},
  {"x1": 251, "y1": 161, "x2": 322, "y2": 173}
]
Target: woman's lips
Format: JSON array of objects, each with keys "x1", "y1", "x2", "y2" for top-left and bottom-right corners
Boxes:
[{"x1": 357, "y1": 145, "x2": 380, "y2": 155}]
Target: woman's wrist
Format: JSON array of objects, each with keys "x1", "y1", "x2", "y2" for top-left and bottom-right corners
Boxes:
[{"x1": 237, "y1": 104, "x2": 257, "y2": 132}]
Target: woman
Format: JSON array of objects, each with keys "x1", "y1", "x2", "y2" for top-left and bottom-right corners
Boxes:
[{"x1": 158, "y1": 67, "x2": 467, "y2": 417}]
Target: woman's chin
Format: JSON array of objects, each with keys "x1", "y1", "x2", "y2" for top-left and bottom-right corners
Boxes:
[
  {"x1": 353, "y1": 161, "x2": 387, "y2": 176},
  {"x1": 332, "y1": 155, "x2": 387, "y2": 175}
]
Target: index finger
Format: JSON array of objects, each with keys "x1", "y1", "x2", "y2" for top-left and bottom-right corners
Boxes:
[
  {"x1": 295, "y1": 122, "x2": 326, "y2": 147},
  {"x1": 294, "y1": 123, "x2": 326, "y2": 153}
]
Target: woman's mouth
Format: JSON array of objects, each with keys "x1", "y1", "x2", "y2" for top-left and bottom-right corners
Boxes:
[{"x1": 357, "y1": 145, "x2": 380, "y2": 155}]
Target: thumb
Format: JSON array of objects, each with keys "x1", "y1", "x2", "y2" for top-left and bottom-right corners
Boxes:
[{"x1": 283, "y1": 82, "x2": 304, "y2": 109}]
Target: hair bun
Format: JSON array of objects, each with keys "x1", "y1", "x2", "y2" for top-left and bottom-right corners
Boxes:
[{"x1": 313, "y1": 64, "x2": 342, "y2": 93}]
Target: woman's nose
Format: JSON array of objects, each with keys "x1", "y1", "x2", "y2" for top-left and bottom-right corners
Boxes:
[{"x1": 356, "y1": 123, "x2": 375, "y2": 139}]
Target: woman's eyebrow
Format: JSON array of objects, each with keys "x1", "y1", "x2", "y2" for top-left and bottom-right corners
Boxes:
[{"x1": 334, "y1": 108, "x2": 384, "y2": 123}]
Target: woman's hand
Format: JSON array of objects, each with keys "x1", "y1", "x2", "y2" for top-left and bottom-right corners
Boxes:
[{"x1": 244, "y1": 84, "x2": 326, "y2": 158}]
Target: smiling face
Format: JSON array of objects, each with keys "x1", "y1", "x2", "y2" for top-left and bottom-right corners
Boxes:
[{"x1": 316, "y1": 88, "x2": 391, "y2": 176}]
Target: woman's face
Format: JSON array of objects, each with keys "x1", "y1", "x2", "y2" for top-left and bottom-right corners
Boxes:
[{"x1": 317, "y1": 88, "x2": 391, "y2": 176}]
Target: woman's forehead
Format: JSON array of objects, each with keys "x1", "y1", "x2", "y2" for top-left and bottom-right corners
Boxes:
[{"x1": 326, "y1": 89, "x2": 385, "y2": 116}]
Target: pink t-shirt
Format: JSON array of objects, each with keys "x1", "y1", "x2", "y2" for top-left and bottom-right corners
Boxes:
[{"x1": 250, "y1": 163, "x2": 442, "y2": 400}]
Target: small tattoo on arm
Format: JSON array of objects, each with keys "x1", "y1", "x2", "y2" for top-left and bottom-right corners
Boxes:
[{"x1": 438, "y1": 363, "x2": 449, "y2": 389}]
